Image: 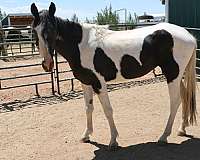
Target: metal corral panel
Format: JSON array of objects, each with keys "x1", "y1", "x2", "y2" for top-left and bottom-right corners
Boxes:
[
  {"x1": 168, "y1": 0, "x2": 200, "y2": 27},
  {"x1": 168, "y1": 0, "x2": 200, "y2": 44},
  {"x1": 167, "y1": 0, "x2": 200, "y2": 74}
]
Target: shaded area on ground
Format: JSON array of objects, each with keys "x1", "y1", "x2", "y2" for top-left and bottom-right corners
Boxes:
[{"x1": 90, "y1": 138, "x2": 200, "y2": 160}]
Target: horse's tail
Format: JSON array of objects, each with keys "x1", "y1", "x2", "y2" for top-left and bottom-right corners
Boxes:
[{"x1": 181, "y1": 45, "x2": 197, "y2": 126}]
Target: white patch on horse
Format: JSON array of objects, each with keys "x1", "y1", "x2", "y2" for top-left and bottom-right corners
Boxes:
[
  {"x1": 35, "y1": 23, "x2": 53, "y2": 72},
  {"x1": 35, "y1": 24, "x2": 48, "y2": 58},
  {"x1": 79, "y1": 23, "x2": 145, "y2": 82},
  {"x1": 35, "y1": 24, "x2": 52, "y2": 62}
]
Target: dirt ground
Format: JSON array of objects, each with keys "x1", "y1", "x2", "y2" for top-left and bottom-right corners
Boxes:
[{"x1": 0, "y1": 81, "x2": 200, "y2": 160}]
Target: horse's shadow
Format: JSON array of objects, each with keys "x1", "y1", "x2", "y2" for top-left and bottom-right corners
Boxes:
[{"x1": 89, "y1": 137, "x2": 200, "y2": 160}]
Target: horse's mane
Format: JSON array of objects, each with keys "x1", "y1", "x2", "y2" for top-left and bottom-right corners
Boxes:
[
  {"x1": 55, "y1": 17, "x2": 82, "y2": 43},
  {"x1": 82, "y1": 23, "x2": 109, "y2": 29}
]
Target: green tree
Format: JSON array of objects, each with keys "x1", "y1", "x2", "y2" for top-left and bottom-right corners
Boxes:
[
  {"x1": 126, "y1": 12, "x2": 136, "y2": 29},
  {"x1": 0, "y1": 9, "x2": 6, "y2": 20},
  {"x1": 85, "y1": 17, "x2": 90, "y2": 23},
  {"x1": 3, "y1": 11, "x2": 6, "y2": 18},
  {"x1": 85, "y1": 17, "x2": 96, "y2": 23},
  {"x1": 0, "y1": 9, "x2": 4, "y2": 20},
  {"x1": 71, "y1": 14, "x2": 79, "y2": 23},
  {"x1": 96, "y1": 4, "x2": 119, "y2": 25},
  {"x1": 127, "y1": 12, "x2": 135, "y2": 24}
]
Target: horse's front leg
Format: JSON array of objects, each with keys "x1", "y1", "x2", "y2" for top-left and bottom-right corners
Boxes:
[
  {"x1": 97, "y1": 82, "x2": 119, "y2": 150},
  {"x1": 80, "y1": 84, "x2": 94, "y2": 143}
]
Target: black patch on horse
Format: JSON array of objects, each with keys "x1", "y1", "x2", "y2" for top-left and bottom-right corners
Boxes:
[
  {"x1": 94, "y1": 48, "x2": 118, "y2": 81},
  {"x1": 54, "y1": 19, "x2": 102, "y2": 93},
  {"x1": 120, "y1": 55, "x2": 145, "y2": 79},
  {"x1": 120, "y1": 29, "x2": 179, "y2": 83},
  {"x1": 89, "y1": 99, "x2": 93, "y2": 104},
  {"x1": 151, "y1": 30, "x2": 179, "y2": 83}
]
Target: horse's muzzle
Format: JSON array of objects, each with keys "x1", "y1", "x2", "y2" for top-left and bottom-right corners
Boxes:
[{"x1": 42, "y1": 59, "x2": 54, "y2": 72}]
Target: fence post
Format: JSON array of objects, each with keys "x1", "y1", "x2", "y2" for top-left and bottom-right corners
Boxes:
[
  {"x1": 0, "y1": 80, "x2": 2, "y2": 89},
  {"x1": 35, "y1": 84, "x2": 40, "y2": 97},
  {"x1": 19, "y1": 33, "x2": 22, "y2": 53},
  {"x1": 54, "y1": 51, "x2": 61, "y2": 95},
  {"x1": 71, "y1": 79, "x2": 74, "y2": 91},
  {"x1": 31, "y1": 29, "x2": 35, "y2": 54},
  {"x1": 31, "y1": 29, "x2": 33, "y2": 54},
  {"x1": 51, "y1": 71, "x2": 55, "y2": 95}
]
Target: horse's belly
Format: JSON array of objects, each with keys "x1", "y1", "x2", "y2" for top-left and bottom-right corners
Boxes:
[
  {"x1": 107, "y1": 64, "x2": 155, "y2": 84},
  {"x1": 108, "y1": 73, "x2": 130, "y2": 84}
]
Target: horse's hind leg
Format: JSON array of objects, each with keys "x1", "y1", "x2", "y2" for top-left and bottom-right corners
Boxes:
[
  {"x1": 97, "y1": 82, "x2": 119, "y2": 149},
  {"x1": 80, "y1": 84, "x2": 94, "y2": 143},
  {"x1": 177, "y1": 81, "x2": 188, "y2": 136},
  {"x1": 158, "y1": 77, "x2": 182, "y2": 143}
]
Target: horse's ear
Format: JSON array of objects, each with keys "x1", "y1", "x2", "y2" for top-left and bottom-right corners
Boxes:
[
  {"x1": 49, "y1": 2, "x2": 56, "y2": 17},
  {"x1": 31, "y1": 3, "x2": 39, "y2": 19}
]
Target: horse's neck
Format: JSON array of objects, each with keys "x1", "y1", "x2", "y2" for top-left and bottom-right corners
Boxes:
[{"x1": 55, "y1": 18, "x2": 82, "y2": 70}]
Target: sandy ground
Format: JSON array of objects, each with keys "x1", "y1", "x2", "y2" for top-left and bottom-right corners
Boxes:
[{"x1": 0, "y1": 81, "x2": 200, "y2": 160}]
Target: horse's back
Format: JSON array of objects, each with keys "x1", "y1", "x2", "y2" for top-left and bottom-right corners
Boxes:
[
  {"x1": 102, "y1": 22, "x2": 196, "y2": 66},
  {"x1": 156, "y1": 23, "x2": 196, "y2": 44},
  {"x1": 105, "y1": 23, "x2": 195, "y2": 45}
]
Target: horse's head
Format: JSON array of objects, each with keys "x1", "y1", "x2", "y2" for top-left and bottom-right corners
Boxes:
[{"x1": 31, "y1": 2, "x2": 57, "y2": 72}]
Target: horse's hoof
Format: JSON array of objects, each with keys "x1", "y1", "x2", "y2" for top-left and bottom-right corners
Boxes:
[
  {"x1": 177, "y1": 131, "x2": 186, "y2": 137},
  {"x1": 108, "y1": 142, "x2": 119, "y2": 151},
  {"x1": 157, "y1": 140, "x2": 168, "y2": 146},
  {"x1": 80, "y1": 137, "x2": 90, "y2": 143}
]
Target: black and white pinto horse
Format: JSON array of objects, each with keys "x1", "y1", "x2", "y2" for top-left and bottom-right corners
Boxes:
[{"x1": 31, "y1": 3, "x2": 197, "y2": 149}]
